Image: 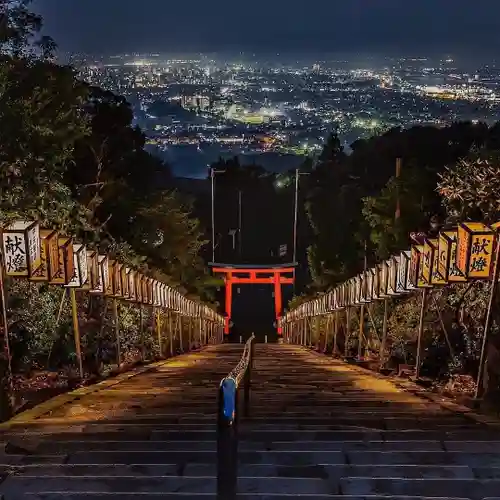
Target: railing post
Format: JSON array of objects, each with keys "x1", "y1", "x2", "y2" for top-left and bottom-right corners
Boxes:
[
  {"x1": 243, "y1": 336, "x2": 254, "y2": 417},
  {"x1": 217, "y1": 382, "x2": 238, "y2": 500},
  {"x1": 217, "y1": 334, "x2": 255, "y2": 499}
]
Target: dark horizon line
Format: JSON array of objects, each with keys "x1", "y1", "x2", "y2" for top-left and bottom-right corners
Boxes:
[{"x1": 61, "y1": 49, "x2": 500, "y2": 65}]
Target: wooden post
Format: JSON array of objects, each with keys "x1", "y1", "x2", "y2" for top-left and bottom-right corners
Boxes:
[
  {"x1": 199, "y1": 317, "x2": 202, "y2": 347},
  {"x1": 169, "y1": 312, "x2": 174, "y2": 357},
  {"x1": 179, "y1": 315, "x2": 184, "y2": 352},
  {"x1": 0, "y1": 257, "x2": 12, "y2": 381},
  {"x1": 139, "y1": 304, "x2": 145, "y2": 361},
  {"x1": 188, "y1": 316, "x2": 193, "y2": 350},
  {"x1": 345, "y1": 307, "x2": 351, "y2": 358},
  {"x1": 415, "y1": 288, "x2": 428, "y2": 379},
  {"x1": 333, "y1": 311, "x2": 339, "y2": 355},
  {"x1": 379, "y1": 298, "x2": 389, "y2": 370},
  {"x1": 156, "y1": 308, "x2": 162, "y2": 358},
  {"x1": 475, "y1": 237, "x2": 500, "y2": 399},
  {"x1": 358, "y1": 304, "x2": 365, "y2": 360},
  {"x1": 70, "y1": 289, "x2": 84, "y2": 379},
  {"x1": 112, "y1": 298, "x2": 121, "y2": 367}
]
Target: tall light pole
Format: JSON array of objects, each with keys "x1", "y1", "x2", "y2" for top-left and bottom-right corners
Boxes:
[
  {"x1": 238, "y1": 190, "x2": 242, "y2": 258},
  {"x1": 293, "y1": 169, "x2": 310, "y2": 265},
  {"x1": 210, "y1": 167, "x2": 225, "y2": 263}
]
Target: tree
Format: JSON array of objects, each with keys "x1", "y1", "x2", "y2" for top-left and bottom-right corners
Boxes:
[
  {"x1": 438, "y1": 150, "x2": 500, "y2": 224},
  {"x1": 0, "y1": 0, "x2": 55, "y2": 59}
]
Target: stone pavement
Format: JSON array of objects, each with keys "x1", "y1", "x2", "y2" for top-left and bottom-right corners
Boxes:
[
  {"x1": 1, "y1": 343, "x2": 500, "y2": 499},
  {"x1": 239, "y1": 344, "x2": 500, "y2": 499}
]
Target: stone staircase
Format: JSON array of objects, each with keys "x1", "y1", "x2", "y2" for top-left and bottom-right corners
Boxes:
[
  {"x1": 0, "y1": 344, "x2": 242, "y2": 499},
  {"x1": 236, "y1": 344, "x2": 500, "y2": 499},
  {"x1": 1, "y1": 343, "x2": 500, "y2": 499}
]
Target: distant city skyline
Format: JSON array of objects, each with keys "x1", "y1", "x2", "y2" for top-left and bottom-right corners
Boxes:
[{"x1": 33, "y1": 0, "x2": 500, "y2": 60}]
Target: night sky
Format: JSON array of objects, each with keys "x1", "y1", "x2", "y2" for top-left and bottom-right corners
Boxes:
[{"x1": 33, "y1": 0, "x2": 500, "y2": 58}]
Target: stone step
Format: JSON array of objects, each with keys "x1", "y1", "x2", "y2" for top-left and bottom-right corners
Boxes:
[
  {"x1": 66, "y1": 450, "x2": 347, "y2": 465},
  {"x1": 66, "y1": 451, "x2": 219, "y2": 464},
  {"x1": 238, "y1": 441, "x2": 444, "y2": 452},
  {"x1": 340, "y1": 477, "x2": 500, "y2": 498},
  {"x1": 2, "y1": 422, "x2": 217, "y2": 432},
  {"x1": 22, "y1": 495, "x2": 481, "y2": 500},
  {"x1": 242, "y1": 422, "x2": 476, "y2": 431},
  {"x1": 5, "y1": 429, "x2": 495, "y2": 444},
  {"x1": 0, "y1": 454, "x2": 67, "y2": 465},
  {"x1": 4, "y1": 439, "x2": 472, "y2": 454},
  {"x1": 62, "y1": 449, "x2": 500, "y2": 468},
  {"x1": 9, "y1": 440, "x2": 218, "y2": 453},
  {"x1": 1, "y1": 475, "x2": 335, "y2": 495},
  {"x1": 347, "y1": 451, "x2": 500, "y2": 467},
  {"x1": 7, "y1": 463, "x2": 500, "y2": 479}
]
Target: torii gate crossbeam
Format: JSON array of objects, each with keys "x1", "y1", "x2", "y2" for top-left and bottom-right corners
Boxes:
[{"x1": 211, "y1": 263, "x2": 296, "y2": 336}]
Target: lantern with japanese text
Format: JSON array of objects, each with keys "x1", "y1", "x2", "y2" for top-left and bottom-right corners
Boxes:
[
  {"x1": 2, "y1": 221, "x2": 41, "y2": 277},
  {"x1": 120, "y1": 265, "x2": 130, "y2": 299},
  {"x1": 425, "y1": 238, "x2": 447, "y2": 286},
  {"x1": 135, "y1": 273, "x2": 143, "y2": 303},
  {"x1": 422, "y1": 239, "x2": 437, "y2": 285},
  {"x1": 49, "y1": 237, "x2": 74, "y2": 285},
  {"x1": 113, "y1": 262, "x2": 123, "y2": 297},
  {"x1": 387, "y1": 257, "x2": 399, "y2": 295},
  {"x1": 90, "y1": 255, "x2": 107, "y2": 294},
  {"x1": 29, "y1": 229, "x2": 58, "y2": 282},
  {"x1": 66, "y1": 244, "x2": 89, "y2": 289},
  {"x1": 127, "y1": 268, "x2": 136, "y2": 302},
  {"x1": 396, "y1": 251, "x2": 414, "y2": 293},
  {"x1": 409, "y1": 245, "x2": 430, "y2": 288},
  {"x1": 86, "y1": 250, "x2": 99, "y2": 291},
  {"x1": 147, "y1": 278, "x2": 154, "y2": 305},
  {"x1": 378, "y1": 261, "x2": 390, "y2": 297},
  {"x1": 141, "y1": 275, "x2": 148, "y2": 304},
  {"x1": 438, "y1": 230, "x2": 464, "y2": 282},
  {"x1": 456, "y1": 222, "x2": 495, "y2": 280}
]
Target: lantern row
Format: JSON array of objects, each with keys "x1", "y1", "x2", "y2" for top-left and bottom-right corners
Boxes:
[
  {"x1": 1, "y1": 221, "x2": 223, "y2": 324},
  {"x1": 281, "y1": 221, "x2": 498, "y2": 323}
]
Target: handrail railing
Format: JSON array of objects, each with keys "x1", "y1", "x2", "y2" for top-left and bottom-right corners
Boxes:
[{"x1": 216, "y1": 333, "x2": 255, "y2": 500}]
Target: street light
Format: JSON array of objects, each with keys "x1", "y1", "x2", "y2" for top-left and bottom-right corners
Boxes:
[
  {"x1": 292, "y1": 169, "x2": 311, "y2": 265},
  {"x1": 210, "y1": 167, "x2": 225, "y2": 263}
]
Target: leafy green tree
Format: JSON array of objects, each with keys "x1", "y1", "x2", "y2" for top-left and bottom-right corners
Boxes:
[{"x1": 438, "y1": 150, "x2": 500, "y2": 224}]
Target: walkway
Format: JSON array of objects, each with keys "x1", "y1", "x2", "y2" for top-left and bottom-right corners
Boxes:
[
  {"x1": 0, "y1": 344, "x2": 242, "y2": 499},
  {"x1": 242, "y1": 344, "x2": 500, "y2": 499},
  {"x1": 1, "y1": 343, "x2": 500, "y2": 498}
]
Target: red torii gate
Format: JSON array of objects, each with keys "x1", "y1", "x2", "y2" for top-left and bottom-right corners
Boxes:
[{"x1": 211, "y1": 263, "x2": 296, "y2": 336}]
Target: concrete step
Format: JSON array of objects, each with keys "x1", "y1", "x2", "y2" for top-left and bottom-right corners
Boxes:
[
  {"x1": 66, "y1": 451, "x2": 219, "y2": 464},
  {"x1": 340, "y1": 477, "x2": 500, "y2": 498},
  {"x1": 11, "y1": 440, "x2": 218, "y2": 453},
  {"x1": 7, "y1": 463, "x2": 500, "y2": 479},
  {"x1": 22, "y1": 495, "x2": 482, "y2": 500},
  {"x1": 346, "y1": 451, "x2": 500, "y2": 467},
  {"x1": 238, "y1": 440, "x2": 445, "y2": 451},
  {"x1": 7, "y1": 429, "x2": 496, "y2": 445},
  {"x1": 0, "y1": 454, "x2": 67, "y2": 465},
  {"x1": 240, "y1": 423, "x2": 474, "y2": 432},
  {"x1": 3, "y1": 422, "x2": 218, "y2": 432},
  {"x1": 61, "y1": 450, "x2": 500, "y2": 467},
  {"x1": 7, "y1": 438, "x2": 473, "y2": 454},
  {"x1": 1, "y1": 476, "x2": 338, "y2": 495},
  {"x1": 3, "y1": 429, "x2": 217, "y2": 442}
]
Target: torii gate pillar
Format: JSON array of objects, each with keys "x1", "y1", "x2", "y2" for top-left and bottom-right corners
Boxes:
[{"x1": 211, "y1": 264, "x2": 296, "y2": 336}]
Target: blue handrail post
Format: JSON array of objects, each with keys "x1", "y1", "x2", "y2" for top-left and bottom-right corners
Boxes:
[
  {"x1": 216, "y1": 333, "x2": 255, "y2": 500},
  {"x1": 217, "y1": 380, "x2": 238, "y2": 499},
  {"x1": 243, "y1": 336, "x2": 254, "y2": 417}
]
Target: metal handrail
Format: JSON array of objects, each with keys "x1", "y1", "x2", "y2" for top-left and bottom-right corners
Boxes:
[{"x1": 216, "y1": 333, "x2": 255, "y2": 500}]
